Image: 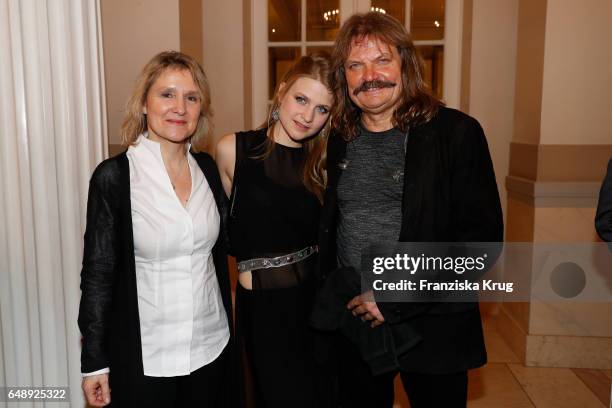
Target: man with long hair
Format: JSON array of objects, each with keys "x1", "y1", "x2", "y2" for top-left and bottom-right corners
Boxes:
[{"x1": 311, "y1": 12, "x2": 503, "y2": 407}]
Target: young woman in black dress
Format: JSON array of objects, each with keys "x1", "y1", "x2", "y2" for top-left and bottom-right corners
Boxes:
[{"x1": 216, "y1": 53, "x2": 333, "y2": 407}]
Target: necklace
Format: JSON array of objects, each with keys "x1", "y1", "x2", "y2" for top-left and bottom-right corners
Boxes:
[{"x1": 168, "y1": 159, "x2": 188, "y2": 191}]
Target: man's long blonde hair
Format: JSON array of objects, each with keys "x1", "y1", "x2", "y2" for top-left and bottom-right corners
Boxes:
[{"x1": 331, "y1": 12, "x2": 443, "y2": 142}]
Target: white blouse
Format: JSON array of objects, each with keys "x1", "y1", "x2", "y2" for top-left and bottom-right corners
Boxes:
[{"x1": 127, "y1": 134, "x2": 229, "y2": 377}]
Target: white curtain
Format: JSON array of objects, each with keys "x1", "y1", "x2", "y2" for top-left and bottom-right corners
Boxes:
[{"x1": 0, "y1": 0, "x2": 106, "y2": 406}]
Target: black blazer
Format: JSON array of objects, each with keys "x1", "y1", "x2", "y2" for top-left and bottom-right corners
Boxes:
[
  {"x1": 313, "y1": 107, "x2": 504, "y2": 374},
  {"x1": 77, "y1": 151, "x2": 233, "y2": 384},
  {"x1": 596, "y1": 159, "x2": 612, "y2": 242}
]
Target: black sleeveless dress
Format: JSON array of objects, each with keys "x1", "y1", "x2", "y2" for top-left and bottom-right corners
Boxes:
[{"x1": 230, "y1": 128, "x2": 322, "y2": 407}]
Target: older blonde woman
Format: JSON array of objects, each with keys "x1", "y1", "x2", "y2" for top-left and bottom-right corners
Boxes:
[{"x1": 78, "y1": 51, "x2": 233, "y2": 407}]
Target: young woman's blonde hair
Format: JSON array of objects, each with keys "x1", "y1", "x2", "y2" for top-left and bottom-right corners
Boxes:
[
  {"x1": 120, "y1": 50, "x2": 213, "y2": 152},
  {"x1": 259, "y1": 52, "x2": 333, "y2": 203}
]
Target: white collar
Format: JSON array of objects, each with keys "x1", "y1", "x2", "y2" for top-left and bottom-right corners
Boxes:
[{"x1": 136, "y1": 132, "x2": 192, "y2": 161}]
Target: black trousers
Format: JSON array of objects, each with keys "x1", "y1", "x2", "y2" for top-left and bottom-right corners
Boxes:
[
  {"x1": 335, "y1": 334, "x2": 468, "y2": 408},
  {"x1": 109, "y1": 344, "x2": 230, "y2": 408}
]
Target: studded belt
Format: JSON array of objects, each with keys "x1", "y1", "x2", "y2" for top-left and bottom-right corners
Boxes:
[{"x1": 237, "y1": 245, "x2": 318, "y2": 273}]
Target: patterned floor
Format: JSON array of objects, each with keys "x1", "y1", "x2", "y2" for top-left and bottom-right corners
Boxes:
[{"x1": 392, "y1": 313, "x2": 612, "y2": 408}]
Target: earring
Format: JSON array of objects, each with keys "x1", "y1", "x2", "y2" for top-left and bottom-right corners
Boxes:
[{"x1": 271, "y1": 109, "x2": 279, "y2": 121}]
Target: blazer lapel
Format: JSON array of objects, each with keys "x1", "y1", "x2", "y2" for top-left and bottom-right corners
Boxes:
[{"x1": 401, "y1": 120, "x2": 437, "y2": 239}]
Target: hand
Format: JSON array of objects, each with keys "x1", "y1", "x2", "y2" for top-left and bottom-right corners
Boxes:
[
  {"x1": 82, "y1": 373, "x2": 111, "y2": 407},
  {"x1": 347, "y1": 291, "x2": 385, "y2": 328}
]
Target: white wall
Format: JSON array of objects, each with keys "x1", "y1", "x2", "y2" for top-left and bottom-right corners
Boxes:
[
  {"x1": 468, "y1": 0, "x2": 520, "y2": 219},
  {"x1": 202, "y1": 0, "x2": 246, "y2": 146},
  {"x1": 101, "y1": 0, "x2": 180, "y2": 145},
  {"x1": 540, "y1": 0, "x2": 612, "y2": 145}
]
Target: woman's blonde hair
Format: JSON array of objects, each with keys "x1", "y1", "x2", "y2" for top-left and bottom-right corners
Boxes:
[
  {"x1": 120, "y1": 50, "x2": 213, "y2": 152},
  {"x1": 260, "y1": 52, "x2": 333, "y2": 203}
]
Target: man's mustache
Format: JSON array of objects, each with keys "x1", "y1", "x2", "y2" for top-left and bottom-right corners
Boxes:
[{"x1": 353, "y1": 80, "x2": 397, "y2": 95}]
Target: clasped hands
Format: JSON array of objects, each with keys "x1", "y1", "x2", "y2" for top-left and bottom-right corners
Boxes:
[{"x1": 347, "y1": 290, "x2": 385, "y2": 328}]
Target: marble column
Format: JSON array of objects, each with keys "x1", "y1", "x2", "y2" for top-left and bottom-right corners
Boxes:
[{"x1": 501, "y1": 0, "x2": 612, "y2": 369}]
